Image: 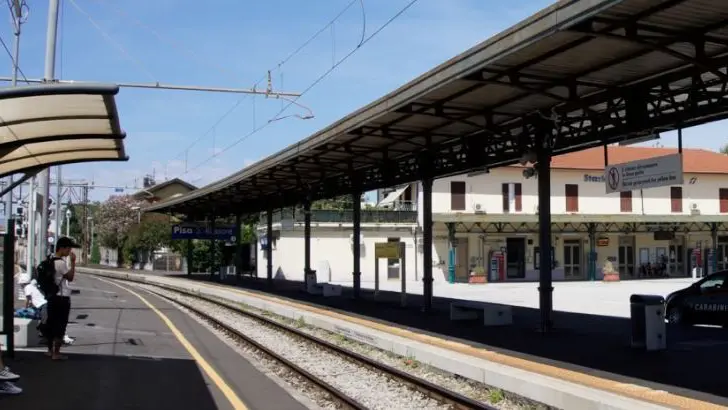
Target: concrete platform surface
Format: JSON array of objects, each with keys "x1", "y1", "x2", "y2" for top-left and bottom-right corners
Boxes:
[
  {"x1": 79, "y1": 267, "x2": 728, "y2": 410},
  {"x1": 0, "y1": 275, "x2": 309, "y2": 410},
  {"x1": 328, "y1": 277, "x2": 694, "y2": 318}
]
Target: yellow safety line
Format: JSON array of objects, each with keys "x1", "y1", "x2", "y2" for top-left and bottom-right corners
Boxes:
[
  {"x1": 97, "y1": 276, "x2": 248, "y2": 410},
  {"x1": 194, "y1": 279, "x2": 724, "y2": 410}
]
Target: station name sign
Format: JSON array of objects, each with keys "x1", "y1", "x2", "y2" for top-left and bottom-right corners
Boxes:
[
  {"x1": 171, "y1": 223, "x2": 237, "y2": 241},
  {"x1": 604, "y1": 153, "x2": 684, "y2": 194}
]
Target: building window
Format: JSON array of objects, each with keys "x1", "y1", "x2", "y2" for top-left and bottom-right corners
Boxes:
[
  {"x1": 670, "y1": 186, "x2": 683, "y2": 213},
  {"x1": 450, "y1": 181, "x2": 466, "y2": 211},
  {"x1": 620, "y1": 191, "x2": 632, "y2": 212},
  {"x1": 565, "y1": 184, "x2": 579, "y2": 212},
  {"x1": 501, "y1": 183, "x2": 522, "y2": 213},
  {"x1": 720, "y1": 188, "x2": 728, "y2": 213}
]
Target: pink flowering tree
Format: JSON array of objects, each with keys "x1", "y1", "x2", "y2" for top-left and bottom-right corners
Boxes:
[{"x1": 95, "y1": 195, "x2": 142, "y2": 261}]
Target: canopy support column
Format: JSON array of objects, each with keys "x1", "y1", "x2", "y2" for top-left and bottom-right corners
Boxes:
[
  {"x1": 422, "y1": 177, "x2": 434, "y2": 313},
  {"x1": 536, "y1": 135, "x2": 554, "y2": 333},
  {"x1": 304, "y1": 200, "x2": 312, "y2": 287},
  {"x1": 266, "y1": 208, "x2": 273, "y2": 286},
  {"x1": 352, "y1": 192, "x2": 362, "y2": 299}
]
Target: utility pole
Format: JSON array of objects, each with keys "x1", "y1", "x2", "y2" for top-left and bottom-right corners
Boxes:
[
  {"x1": 54, "y1": 166, "x2": 61, "y2": 242},
  {"x1": 37, "y1": 0, "x2": 60, "y2": 260},
  {"x1": 81, "y1": 183, "x2": 89, "y2": 264}
]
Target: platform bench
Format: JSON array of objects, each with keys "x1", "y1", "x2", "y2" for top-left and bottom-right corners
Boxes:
[
  {"x1": 449, "y1": 301, "x2": 513, "y2": 326},
  {"x1": 12, "y1": 317, "x2": 42, "y2": 348}
]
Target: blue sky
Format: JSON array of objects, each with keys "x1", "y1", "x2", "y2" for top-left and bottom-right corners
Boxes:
[{"x1": 1, "y1": 0, "x2": 726, "y2": 201}]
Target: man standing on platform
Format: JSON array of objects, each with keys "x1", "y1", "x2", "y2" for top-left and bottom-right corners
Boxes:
[{"x1": 45, "y1": 237, "x2": 79, "y2": 360}]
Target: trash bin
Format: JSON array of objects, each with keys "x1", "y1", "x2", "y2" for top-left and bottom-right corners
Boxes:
[
  {"x1": 305, "y1": 269, "x2": 318, "y2": 294},
  {"x1": 630, "y1": 294, "x2": 666, "y2": 351}
]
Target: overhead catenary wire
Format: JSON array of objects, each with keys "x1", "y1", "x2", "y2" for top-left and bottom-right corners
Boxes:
[
  {"x1": 180, "y1": 0, "x2": 418, "y2": 179},
  {"x1": 0, "y1": 2, "x2": 40, "y2": 165},
  {"x1": 67, "y1": 0, "x2": 158, "y2": 82},
  {"x1": 90, "y1": 0, "x2": 245, "y2": 79},
  {"x1": 0, "y1": 34, "x2": 28, "y2": 84},
  {"x1": 119, "y1": 0, "x2": 369, "y2": 187},
  {"x1": 166, "y1": 0, "x2": 367, "y2": 165}
]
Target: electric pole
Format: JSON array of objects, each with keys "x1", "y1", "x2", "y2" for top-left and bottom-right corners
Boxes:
[
  {"x1": 36, "y1": 0, "x2": 59, "y2": 260},
  {"x1": 81, "y1": 182, "x2": 89, "y2": 264}
]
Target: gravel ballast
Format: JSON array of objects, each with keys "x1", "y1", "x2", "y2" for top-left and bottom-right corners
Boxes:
[
  {"x1": 132, "y1": 281, "x2": 550, "y2": 410},
  {"x1": 137, "y1": 283, "x2": 453, "y2": 410}
]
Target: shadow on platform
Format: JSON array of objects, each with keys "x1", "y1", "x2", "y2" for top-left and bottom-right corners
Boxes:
[
  {"x1": 0, "y1": 350, "x2": 218, "y2": 410},
  {"x1": 168, "y1": 272, "x2": 728, "y2": 403}
]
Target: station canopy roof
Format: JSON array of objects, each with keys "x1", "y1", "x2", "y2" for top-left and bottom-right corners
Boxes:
[
  {"x1": 0, "y1": 83, "x2": 128, "y2": 180},
  {"x1": 146, "y1": 0, "x2": 728, "y2": 217}
]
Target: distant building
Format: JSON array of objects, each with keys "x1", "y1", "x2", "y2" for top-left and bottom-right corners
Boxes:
[
  {"x1": 132, "y1": 178, "x2": 197, "y2": 204},
  {"x1": 427, "y1": 146, "x2": 728, "y2": 282},
  {"x1": 260, "y1": 146, "x2": 728, "y2": 285}
]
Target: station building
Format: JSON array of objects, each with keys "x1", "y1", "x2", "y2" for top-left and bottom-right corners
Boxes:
[{"x1": 257, "y1": 146, "x2": 728, "y2": 285}]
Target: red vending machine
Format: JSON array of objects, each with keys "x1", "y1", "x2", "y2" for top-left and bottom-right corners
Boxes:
[{"x1": 489, "y1": 250, "x2": 505, "y2": 282}]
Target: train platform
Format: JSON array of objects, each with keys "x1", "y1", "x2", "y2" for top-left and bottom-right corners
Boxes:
[
  {"x1": 0, "y1": 274, "x2": 310, "y2": 410},
  {"x1": 80, "y1": 267, "x2": 728, "y2": 410}
]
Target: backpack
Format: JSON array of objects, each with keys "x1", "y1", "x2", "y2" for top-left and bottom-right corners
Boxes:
[{"x1": 36, "y1": 256, "x2": 61, "y2": 297}]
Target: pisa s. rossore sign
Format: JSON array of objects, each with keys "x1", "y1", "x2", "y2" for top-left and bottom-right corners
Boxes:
[
  {"x1": 604, "y1": 153, "x2": 684, "y2": 194},
  {"x1": 171, "y1": 223, "x2": 237, "y2": 241}
]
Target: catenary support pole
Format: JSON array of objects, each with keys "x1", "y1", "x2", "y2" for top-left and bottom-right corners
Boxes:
[
  {"x1": 54, "y1": 166, "x2": 61, "y2": 243},
  {"x1": 38, "y1": 0, "x2": 61, "y2": 259},
  {"x1": 27, "y1": 178, "x2": 35, "y2": 271}
]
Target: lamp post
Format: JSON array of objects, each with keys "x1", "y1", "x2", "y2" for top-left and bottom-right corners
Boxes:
[
  {"x1": 130, "y1": 206, "x2": 141, "y2": 223},
  {"x1": 87, "y1": 216, "x2": 94, "y2": 259},
  {"x1": 65, "y1": 208, "x2": 71, "y2": 237}
]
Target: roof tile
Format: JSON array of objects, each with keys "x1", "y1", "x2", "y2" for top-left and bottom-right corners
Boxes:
[{"x1": 515, "y1": 146, "x2": 728, "y2": 174}]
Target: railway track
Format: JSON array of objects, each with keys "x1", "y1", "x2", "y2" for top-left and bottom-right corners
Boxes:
[{"x1": 127, "y1": 279, "x2": 497, "y2": 410}]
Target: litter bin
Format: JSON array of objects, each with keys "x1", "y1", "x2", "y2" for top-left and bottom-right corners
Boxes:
[
  {"x1": 630, "y1": 294, "x2": 666, "y2": 351},
  {"x1": 305, "y1": 269, "x2": 318, "y2": 293}
]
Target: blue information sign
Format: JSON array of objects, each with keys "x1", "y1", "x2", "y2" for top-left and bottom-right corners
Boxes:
[{"x1": 171, "y1": 224, "x2": 237, "y2": 241}]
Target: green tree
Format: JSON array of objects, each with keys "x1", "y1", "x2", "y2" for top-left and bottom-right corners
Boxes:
[
  {"x1": 123, "y1": 212, "x2": 177, "y2": 268},
  {"x1": 95, "y1": 195, "x2": 142, "y2": 265},
  {"x1": 63, "y1": 202, "x2": 100, "y2": 241},
  {"x1": 241, "y1": 224, "x2": 257, "y2": 244},
  {"x1": 721, "y1": 144, "x2": 728, "y2": 155},
  {"x1": 90, "y1": 241, "x2": 101, "y2": 264},
  {"x1": 311, "y1": 194, "x2": 354, "y2": 210},
  {"x1": 191, "y1": 239, "x2": 223, "y2": 273}
]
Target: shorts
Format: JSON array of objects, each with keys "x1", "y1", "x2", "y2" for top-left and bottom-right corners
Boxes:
[{"x1": 46, "y1": 296, "x2": 71, "y2": 340}]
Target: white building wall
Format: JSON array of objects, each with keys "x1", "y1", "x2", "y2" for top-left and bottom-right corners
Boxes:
[
  {"x1": 257, "y1": 224, "x2": 433, "y2": 284},
  {"x1": 420, "y1": 165, "x2": 728, "y2": 282},
  {"x1": 426, "y1": 167, "x2": 728, "y2": 216}
]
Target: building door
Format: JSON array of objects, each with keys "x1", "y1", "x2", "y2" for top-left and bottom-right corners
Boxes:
[
  {"x1": 455, "y1": 238, "x2": 469, "y2": 282},
  {"x1": 618, "y1": 236, "x2": 635, "y2": 278},
  {"x1": 668, "y1": 243, "x2": 685, "y2": 277},
  {"x1": 717, "y1": 243, "x2": 728, "y2": 271},
  {"x1": 386, "y1": 237, "x2": 400, "y2": 279},
  {"x1": 505, "y1": 237, "x2": 525, "y2": 279},
  {"x1": 563, "y1": 239, "x2": 582, "y2": 279}
]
